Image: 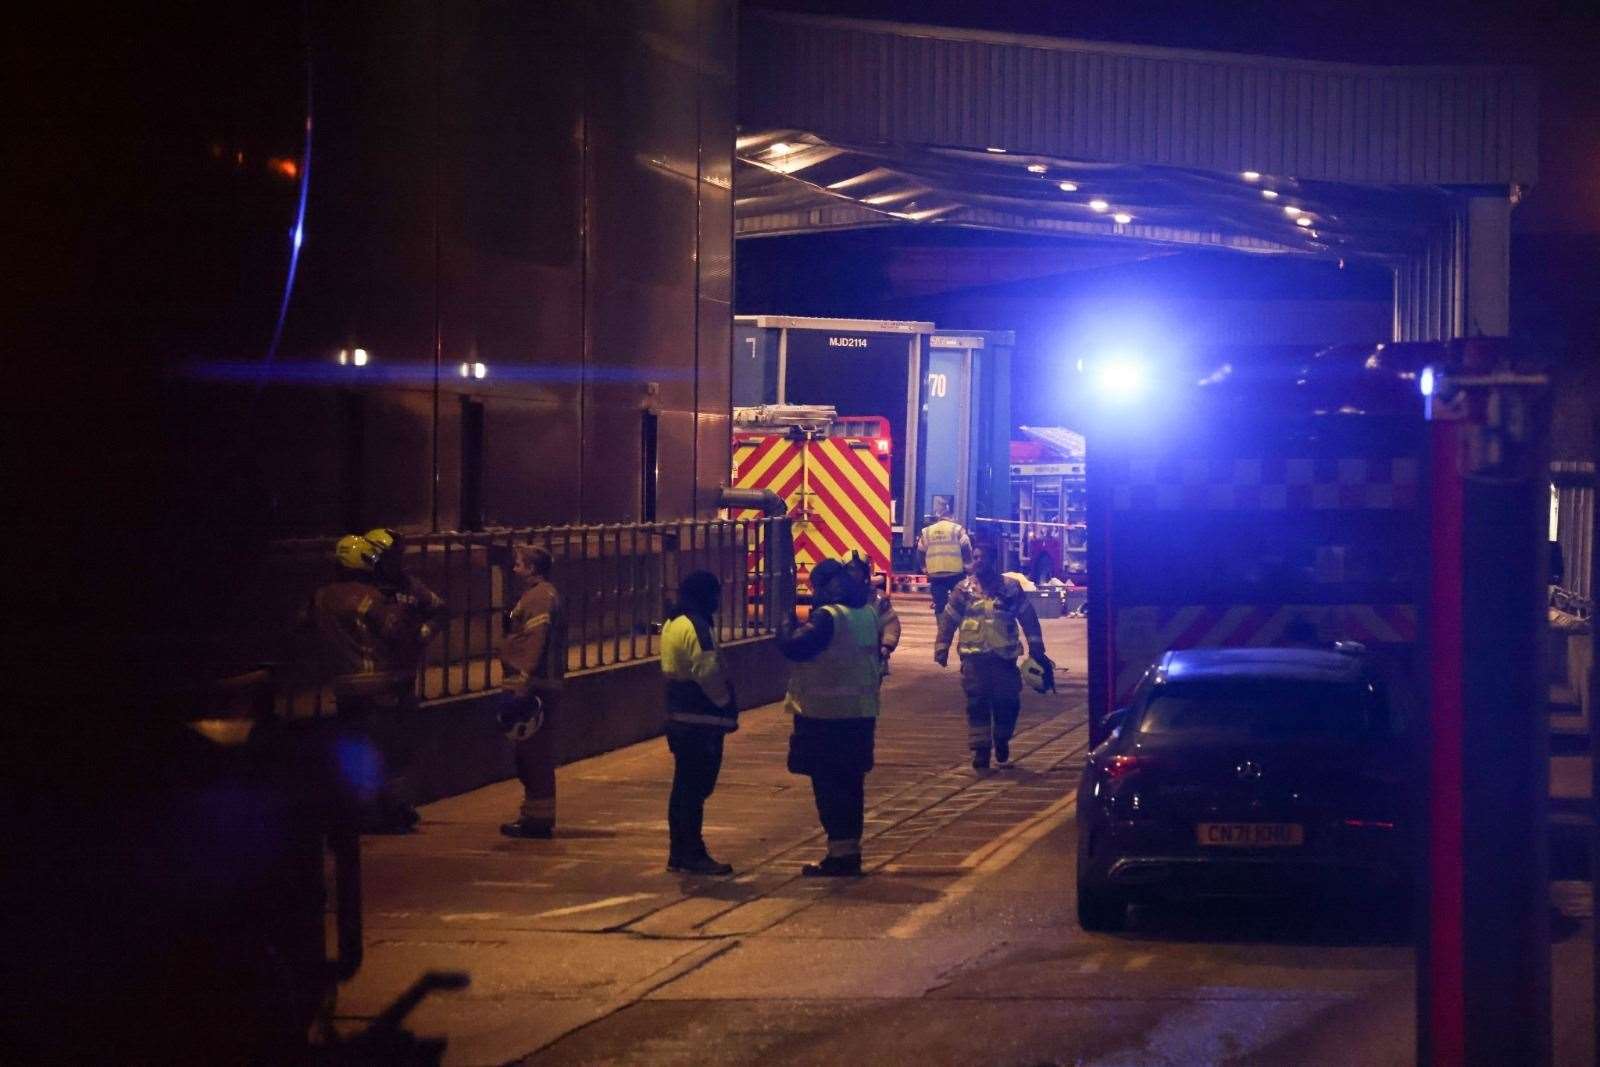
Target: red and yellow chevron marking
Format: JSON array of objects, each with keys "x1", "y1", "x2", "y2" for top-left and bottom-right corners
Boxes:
[
  {"x1": 1111, "y1": 603, "x2": 1418, "y2": 701},
  {"x1": 731, "y1": 432, "x2": 892, "y2": 594}
]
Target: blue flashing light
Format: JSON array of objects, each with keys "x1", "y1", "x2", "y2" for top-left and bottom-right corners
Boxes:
[
  {"x1": 1095, "y1": 358, "x2": 1146, "y2": 398},
  {"x1": 1419, "y1": 365, "x2": 1436, "y2": 397}
]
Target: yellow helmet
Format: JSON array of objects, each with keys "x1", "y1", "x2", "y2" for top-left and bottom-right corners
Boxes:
[
  {"x1": 363, "y1": 527, "x2": 399, "y2": 555},
  {"x1": 335, "y1": 534, "x2": 382, "y2": 572}
]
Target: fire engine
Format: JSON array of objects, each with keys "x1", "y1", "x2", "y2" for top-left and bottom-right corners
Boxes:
[
  {"x1": 727, "y1": 405, "x2": 894, "y2": 598},
  {"x1": 1084, "y1": 346, "x2": 1430, "y2": 744}
]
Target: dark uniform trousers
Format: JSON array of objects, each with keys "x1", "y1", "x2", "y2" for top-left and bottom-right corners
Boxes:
[
  {"x1": 334, "y1": 687, "x2": 417, "y2": 829},
  {"x1": 788, "y1": 715, "x2": 876, "y2": 850},
  {"x1": 928, "y1": 574, "x2": 961, "y2": 617},
  {"x1": 960, "y1": 655, "x2": 1023, "y2": 752},
  {"x1": 512, "y1": 689, "x2": 559, "y2": 825},
  {"x1": 666, "y1": 724, "x2": 725, "y2": 859}
]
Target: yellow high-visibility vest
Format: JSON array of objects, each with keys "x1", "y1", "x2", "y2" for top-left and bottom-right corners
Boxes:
[
  {"x1": 921, "y1": 519, "x2": 967, "y2": 577},
  {"x1": 785, "y1": 604, "x2": 882, "y2": 719}
]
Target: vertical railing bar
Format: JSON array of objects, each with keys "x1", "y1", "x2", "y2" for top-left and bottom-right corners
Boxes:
[
  {"x1": 612, "y1": 526, "x2": 622, "y2": 665},
  {"x1": 580, "y1": 526, "x2": 591, "y2": 671}
]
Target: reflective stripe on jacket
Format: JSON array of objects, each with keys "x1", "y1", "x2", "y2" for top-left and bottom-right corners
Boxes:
[
  {"x1": 661, "y1": 613, "x2": 738, "y2": 731},
  {"x1": 784, "y1": 603, "x2": 881, "y2": 719},
  {"x1": 919, "y1": 519, "x2": 969, "y2": 577}
]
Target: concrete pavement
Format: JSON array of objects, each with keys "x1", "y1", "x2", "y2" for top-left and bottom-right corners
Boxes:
[{"x1": 331, "y1": 604, "x2": 1090, "y2": 1064}]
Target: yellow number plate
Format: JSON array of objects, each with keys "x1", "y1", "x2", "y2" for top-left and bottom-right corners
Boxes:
[{"x1": 1196, "y1": 823, "x2": 1304, "y2": 847}]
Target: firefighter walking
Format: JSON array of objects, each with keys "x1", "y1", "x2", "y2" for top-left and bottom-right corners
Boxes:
[
  {"x1": 660, "y1": 571, "x2": 739, "y2": 875},
  {"x1": 312, "y1": 528, "x2": 446, "y2": 833},
  {"x1": 499, "y1": 545, "x2": 567, "y2": 839},
  {"x1": 917, "y1": 498, "x2": 971, "y2": 616},
  {"x1": 935, "y1": 537, "x2": 1053, "y2": 770},
  {"x1": 779, "y1": 559, "x2": 882, "y2": 876}
]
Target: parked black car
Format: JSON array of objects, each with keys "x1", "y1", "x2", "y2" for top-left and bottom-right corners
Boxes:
[{"x1": 1075, "y1": 647, "x2": 1410, "y2": 932}]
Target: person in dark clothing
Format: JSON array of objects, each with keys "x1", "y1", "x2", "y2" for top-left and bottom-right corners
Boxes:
[
  {"x1": 778, "y1": 559, "x2": 883, "y2": 877},
  {"x1": 660, "y1": 571, "x2": 739, "y2": 875}
]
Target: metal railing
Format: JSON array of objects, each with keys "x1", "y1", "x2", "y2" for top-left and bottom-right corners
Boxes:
[{"x1": 263, "y1": 517, "x2": 793, "y2": 718}]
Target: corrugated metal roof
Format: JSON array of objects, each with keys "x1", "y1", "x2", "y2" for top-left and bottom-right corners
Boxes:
[
  {"x1": 735, "y1": 132, "x2": 1454, "y2": 260},
  {"x1": 741, "y1": 12, "x2": 1537, "y2": 189}
]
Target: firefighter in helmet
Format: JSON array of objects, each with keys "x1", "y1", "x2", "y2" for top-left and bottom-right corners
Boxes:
[
  {"x1": 934, "y1": 535, "x2": 1052, "y2": 770},
  {"x1": 312, "y1": 528, "x2": 447, "y2": 832},
  {"x1": 778, "y1": 559, "x2": 882, "y2": 876},
  {"x1": 917, "y1": 497, "x2": 972, "y2": 617}
]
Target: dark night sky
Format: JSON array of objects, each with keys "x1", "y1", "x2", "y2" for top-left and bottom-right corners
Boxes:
[{"x1": 753, "y1": 0, "x2": 1600, "y2": 234}]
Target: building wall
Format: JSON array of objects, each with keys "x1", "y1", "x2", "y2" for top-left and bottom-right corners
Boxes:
[{"x1": 148, "y1": 1, "x2": 735, "y2": 540}]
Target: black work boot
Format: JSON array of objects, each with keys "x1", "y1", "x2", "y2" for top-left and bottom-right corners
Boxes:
[
  {"x1": 972, "y1": 747, "x2": 991, "y2": 771},
  {"x1": 994, "y1": 740, "x2": 1012, "y2": 768},
  {"x1": 668, "y1": 853, "x2": 734, "y2": 876},
  {"x1": 802, "y1": 854, "x2": 863, "y2": 877},
  {"x1": 500, "y1": 818, "x2": 554, "y2": 839}
]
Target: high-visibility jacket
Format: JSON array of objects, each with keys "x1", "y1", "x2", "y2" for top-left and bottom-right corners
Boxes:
[
  {"x1": 785, "y1": 604, "x2": 882, "y2": 720},
  {"x1": 661, "y1": 612, "x2": 738, "y2": 731},
  {"x1": 938, "y1": 575, "x2": 1040, "y2": 661},
  {"x1": 918, "y1": 519, "x2": 970, "y2": 577}
]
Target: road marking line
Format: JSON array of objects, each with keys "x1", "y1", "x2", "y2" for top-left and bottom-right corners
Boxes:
[
  {"x1": 958, "y1": 790, "x2": 1077, "y2": 869},
  {"x1": 471, "y1": 881, "x2": 553, "y2": 889},
  {"x1": 528, "y1": 893, "x2": 658, "y2": 919},
  {"x1": 887, "y1": 792, "x2": 1078, "y2": 940}
]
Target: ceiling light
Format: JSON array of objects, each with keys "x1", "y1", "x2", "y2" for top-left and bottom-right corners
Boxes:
[
  {"x1": 1261, "y1": 189, "x2": 1279, "y2": 200},
  {"x1": 985, "y1": 146, "x2": 1007, "y2": 153},
  {"x1": 769, "y1": 142, "x2": 793, "y2": 155},
  {"x1": 1284, "y1": 205, "x2": 1302, "y2": 217},
  {"x1": 1113, "y1": 212, "x2": 1133, "y2": 224},
  {"x1": 1242, "y1": 171, "x2": 1261, "y2": 182},
  {"x1": 1088, "y1": 198, "x2": 1109, "y2": 212},
  {"x1": 1295, "y1": 215, "x2": 1313, "y2": 227},
  {"x1": 1058, "y1": 181, "x2": 1078, "y2": 192},
  {"x1": 1027, "y1": 163, "x2": 1047, "y2": 174}
]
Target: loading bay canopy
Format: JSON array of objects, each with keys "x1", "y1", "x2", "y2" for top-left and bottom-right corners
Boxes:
[{"x1": 736, "y1": 12, "x2": 1538, "y2": 341}]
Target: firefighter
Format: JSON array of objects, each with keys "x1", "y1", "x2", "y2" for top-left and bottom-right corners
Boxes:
[
  {"x1": 844, "y1": 553, "x2": 901, "y2": 674},
  {"x1": 313, "y1": 528, "x2": 447, "y2": 832},
  {"x1": 779, "y1": 559, "x2": 881, "y2": 876},
  {"x1": 917, "y1": 497, "x2": 972, "y2": 617},
  {"x1": 934, "y1": 536, "x2": 1053, "y2": 770},
  {"x1": 660, "y1": 570, "x2": 739, "y2": 875},
  {"x1": 499, "y1": 544, "x2": 567, "y2": 839}
]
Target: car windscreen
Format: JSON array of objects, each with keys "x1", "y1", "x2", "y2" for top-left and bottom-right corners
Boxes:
[{"x1": 1136, "y1": 679, "x2": 1379, "y2": 740}]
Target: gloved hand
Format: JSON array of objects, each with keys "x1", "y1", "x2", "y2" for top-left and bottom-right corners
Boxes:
[
  {"x1": 934, "y1": 647, "x2": 949, "y2": 668},
  {"x1": 1038, "y1": 653, "x2": 1055, "y2": 692}
]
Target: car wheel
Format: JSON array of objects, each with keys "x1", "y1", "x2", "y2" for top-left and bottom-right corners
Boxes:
[{"x1": 1076, "y1": 882, "x2": 1127, "y2": 933}]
